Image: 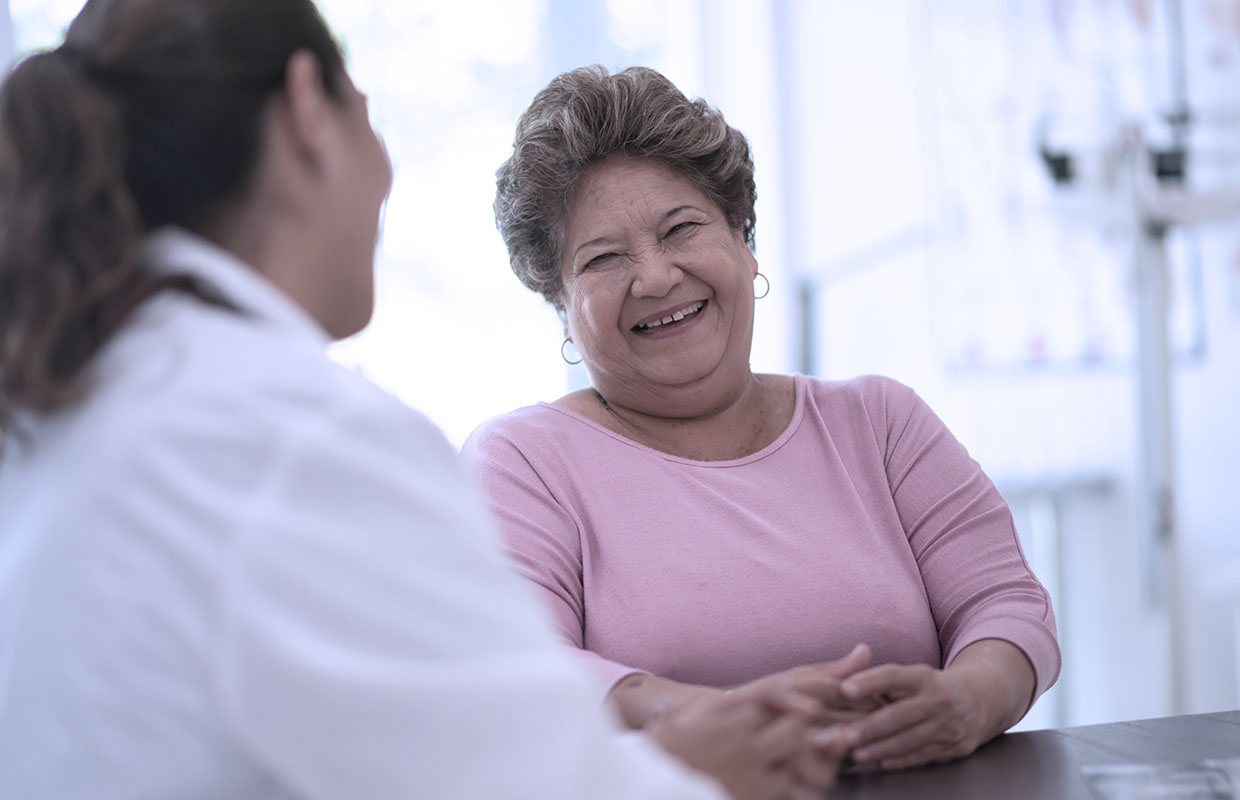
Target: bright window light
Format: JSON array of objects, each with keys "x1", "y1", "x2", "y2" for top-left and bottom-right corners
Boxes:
[{"x1": 6, "y1": 0, "x2": 702, "y2": 447}]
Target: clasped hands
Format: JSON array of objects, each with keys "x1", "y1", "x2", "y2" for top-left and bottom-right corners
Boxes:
[{"x1": 636, "y1": 643, "x2": 993, "y2": 800}]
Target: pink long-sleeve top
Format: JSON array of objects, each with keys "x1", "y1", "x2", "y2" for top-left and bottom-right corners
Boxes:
[{"x1": 461, "y1": 374, "x2": 1060, "y2": 701}]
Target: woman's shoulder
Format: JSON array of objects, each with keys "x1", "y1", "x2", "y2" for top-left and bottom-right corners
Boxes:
[
  {"x1": 460, "y1": 398, "x2": 589, "y2": 462},
  {"x1": 799, "y1": 373, "x2": 919, "y2": 413},
  {"x1": 794, "y1": 374, "x2": 940, "y2": 452}
]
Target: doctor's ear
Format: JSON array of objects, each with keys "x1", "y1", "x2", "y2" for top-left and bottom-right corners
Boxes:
[{"x1": 277, "y1": 50, "x2": 337, "y2": 179}]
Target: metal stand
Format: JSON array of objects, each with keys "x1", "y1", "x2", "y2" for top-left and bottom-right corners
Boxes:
[
  {"x1": 1124, "y1": 152, "x2": 1240, "y2": 715},
  {"x1": 1130, "y1": 211, "x2": 1186, "y2": 715}
]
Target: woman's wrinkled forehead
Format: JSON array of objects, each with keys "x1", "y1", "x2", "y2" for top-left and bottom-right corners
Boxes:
[{"x1": 562, "y1": 157, "x2": 720, "y2": 240}]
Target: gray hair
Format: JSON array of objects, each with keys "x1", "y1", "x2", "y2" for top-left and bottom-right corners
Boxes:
[{"x1": 493, "y1": 65, "x2": 757, "y2": 310}]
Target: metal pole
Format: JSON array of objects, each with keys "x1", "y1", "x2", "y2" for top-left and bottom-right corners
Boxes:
[
  {"x1": 1132, "y1": 208, "x2": 1187, "y2": 715},
  {"x1": 1163, "y1": 0, "x2": 1189, "y2": 147}
]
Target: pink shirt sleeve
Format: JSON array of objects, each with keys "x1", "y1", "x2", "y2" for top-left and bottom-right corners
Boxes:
[
  {"x1": 863, "y1": 377, "x2": 1060, "y2": 699},
  {"x1": 460, "y1": 426, "x2": 646, "y2": 690}
]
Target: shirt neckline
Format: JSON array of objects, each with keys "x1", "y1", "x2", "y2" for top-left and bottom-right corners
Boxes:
[{"x1": 535, "y1": 374, "x2": 809, "y2": 467}]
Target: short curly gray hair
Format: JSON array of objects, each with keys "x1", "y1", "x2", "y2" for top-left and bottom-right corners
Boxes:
[{"x1": 493, "y1": 65, "x2": 757, "y2": 310}]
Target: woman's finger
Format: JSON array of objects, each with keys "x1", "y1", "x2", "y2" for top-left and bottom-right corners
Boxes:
[
  {"x1": 839, "y1": 663, "x2": 927, "y2": 702},
  {"x1": 794, "y1": 728, "x2": 848, "y2": 786},
  {"x1": 727, "y1": 682, "x2": 820, "y2": 722},
  {"x1": 768, "y1": 689, "x2": 827, "y2": 719},
  {"x1": 849, "y1": 716, "x2": 944, "y2": 764},
  {"x1": 823, "y1": 643, "x2": 872, "y2": 678},
  {"x1": 841, "y1": 692, "x2": 938, "y2": 750},
  {"x1": 751, "y1": 712, "x2": 813, "y2": 762},
  {"x1": 812, "y1": 706, "x2": 873, "y2": 726}
]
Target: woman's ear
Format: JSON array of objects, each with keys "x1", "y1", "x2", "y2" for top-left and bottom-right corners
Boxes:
[{"x1": 278, "y1": 50, "x2": 335, "y2": 179}]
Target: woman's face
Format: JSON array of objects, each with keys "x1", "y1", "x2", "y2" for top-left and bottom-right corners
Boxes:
[{"x1": 559, "y1": 157, "x2": 758, "y2": 414}]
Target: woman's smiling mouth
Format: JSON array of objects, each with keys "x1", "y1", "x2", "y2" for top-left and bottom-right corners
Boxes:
[{"x1": 632, "y1": 300, "x2": 707, "y2": 334}]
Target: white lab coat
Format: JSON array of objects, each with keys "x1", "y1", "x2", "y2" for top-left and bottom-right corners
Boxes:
[{"x1": 0, "y1": 229, "x2": 724, "y2": 800}]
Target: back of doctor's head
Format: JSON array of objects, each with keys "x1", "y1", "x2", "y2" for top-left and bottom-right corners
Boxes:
[{"x1": 0, "y1": 0, "x2": 347, "y2": 447}]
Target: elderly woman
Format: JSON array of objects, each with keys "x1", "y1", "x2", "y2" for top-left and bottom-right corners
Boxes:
[{"x1": 462, "y1": 65, "x2": 1061, "y2": 771}]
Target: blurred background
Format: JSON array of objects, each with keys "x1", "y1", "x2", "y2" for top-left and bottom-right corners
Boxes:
[{"x1": 5, "y1": 0, "x2": 1238, "y2": 732}]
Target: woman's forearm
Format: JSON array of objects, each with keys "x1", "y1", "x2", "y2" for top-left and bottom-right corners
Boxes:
[
  {"x1": 944, "y1": 638, "x2": 1037, "y2": 742},
  {"x1": 606, "y1": 673, "x2": 721, "y2": 729}
]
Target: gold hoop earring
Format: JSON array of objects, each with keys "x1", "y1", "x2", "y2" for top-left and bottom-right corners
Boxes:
[
  {"x1": 754, "y1": 272, "x2": 770, "y2": 300},
  {"x1": 561, "y1": 337, "x2": 583, "y2": 365}
]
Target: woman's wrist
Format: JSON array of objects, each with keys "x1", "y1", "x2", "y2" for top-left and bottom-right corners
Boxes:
[
  {"x1": 945, "y1": 639, "x2": 1036, "y2": 740},
  {"x1": 607, "y1": 673, "x2": 720, "y2": 729}
]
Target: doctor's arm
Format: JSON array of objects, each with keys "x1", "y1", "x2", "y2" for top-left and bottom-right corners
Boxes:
[{"x1": 212, "y1": 396, "x2": 729, "y2": 800}]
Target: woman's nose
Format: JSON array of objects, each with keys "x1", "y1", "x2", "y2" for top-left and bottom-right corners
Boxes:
[{"x1": 630, "y1": 251, "x2": 683, "y2": 298}]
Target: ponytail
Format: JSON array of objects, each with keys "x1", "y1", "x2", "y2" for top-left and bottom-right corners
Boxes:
[{"x1": 0, "y1": 48, "x2": 207, "y2": 448}]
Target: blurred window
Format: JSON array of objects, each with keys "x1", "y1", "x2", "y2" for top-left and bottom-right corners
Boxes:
[{"x1": 5, "y1": 0, "x2": 702, "y2": 445}]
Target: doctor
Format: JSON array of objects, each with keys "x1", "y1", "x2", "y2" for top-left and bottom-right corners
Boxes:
[{"x1": 0, "y1": 0, "x2": 847, "y2": 799}]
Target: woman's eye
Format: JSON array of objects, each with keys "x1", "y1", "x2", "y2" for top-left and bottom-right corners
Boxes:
[
  {"x1": 667, "y1": 221, "x2": 699, "y2": 236},
  {"x1": 583, "y1": 252, "x2": 615, "y2": 269}
]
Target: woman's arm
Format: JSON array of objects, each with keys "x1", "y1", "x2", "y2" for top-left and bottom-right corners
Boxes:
[
  {"x1": 461, "y1": 419, "x2": 646, "y2": 689},
  {"x1": 819, "y1": 377, "x2": 1057, "y2": 770},
  {"x1": 945, "y1": 638, "x2": 1038, "y2": 736},
  {"x1": 874, "y1": 378, "x2": 1060, "y2": 699}
]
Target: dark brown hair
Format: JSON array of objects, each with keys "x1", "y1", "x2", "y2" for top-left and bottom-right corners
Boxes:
[
  {"x1": 0, "y1": 0, "x2": 347, "y2": 447},
  {"x1": 493, "y1": 65, "x2": 757, "y2": 309}
]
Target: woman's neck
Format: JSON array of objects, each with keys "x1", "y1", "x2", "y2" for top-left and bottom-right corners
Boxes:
[{"x1": 573, "y1": 373, "x2": 795, "y2": 461}]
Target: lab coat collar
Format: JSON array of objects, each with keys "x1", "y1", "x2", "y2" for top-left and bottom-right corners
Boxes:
[{"x1": 141, "y1": 227, "x2": 332, "y2": 350}]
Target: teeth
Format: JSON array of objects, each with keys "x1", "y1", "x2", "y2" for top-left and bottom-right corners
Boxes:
[{"x1": 635, "y1": 301, "x2": 705, "y2": 332}]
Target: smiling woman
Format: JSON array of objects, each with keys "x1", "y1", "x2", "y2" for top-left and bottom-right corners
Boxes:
[{"x1": 463, "y1": 63, "x2": 1063, "y2": 774}]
